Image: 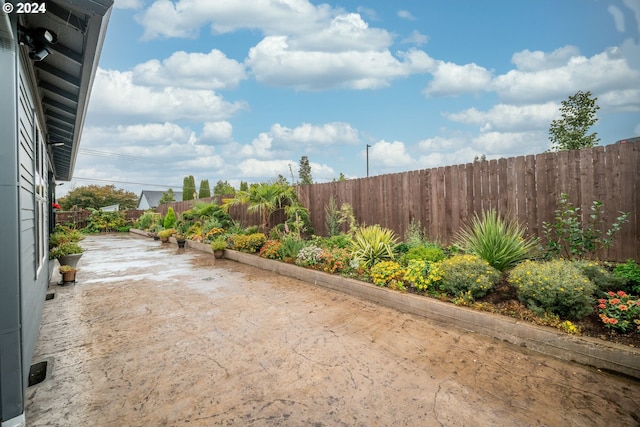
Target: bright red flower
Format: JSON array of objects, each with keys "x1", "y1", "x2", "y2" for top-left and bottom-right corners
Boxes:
[
  {"x1": 598, "y1": 299, "x2": 606, "y2": 304},
  {"x1": 609, "y1": 318, "x2": 618, "y2": 325},
  {"x1": 598, "y1": 304, "x2": 606, "y2": 309},
  {"x1": 617, "y1": 290, "x2": 627, "y2": 297},
  {"x1": 52, "y1": 202, "x2": 61, "y2": 209},
  {"x1": 607, "y1": 291, "x2": 616, "y2": 296},
  {"x1": 610, "y1": 298, "x2": 621, "y2": 305}
]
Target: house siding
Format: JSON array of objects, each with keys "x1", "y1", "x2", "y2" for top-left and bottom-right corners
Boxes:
[{"x1": 17, "y1": 63, "x2": 49, "y2": 402}]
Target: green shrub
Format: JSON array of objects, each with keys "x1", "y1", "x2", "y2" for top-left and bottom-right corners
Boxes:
[
  {"x1": 509, "y1": 260, "x2": 596, "y2": 320},
  {"x1": 349, "y1": 225, "x2": 398, "y2": 268},
  {"x1": 322, "y1": 233, "x2": 352, "y2": 249},
  {"x1": 49, "y1": 227, "x2": 83, "y2": 248},
  {"x1": 613, "y1": 259, "x2": 640, "y2": 294},
  {"x1": 49, "y1": 242, "x2": 83, "y2": 259},
  {"x1": 370, "y1": 261, "x2": 405, "y2": 290},
  {"x1": 259, "y1": 240, "x2": 282, "y2": 260},
  {"x1": 135, "y1": 211, "x2": 160, "y2": 230},
  {"x1": 573, "y1": 261, "x2": 627, "y2": 294},
  {"x1": 542, "y1": 193, "x2": 629, "y2": 260},
  {"x1": 278, "y1": 235, "x2": 306, "y2": 260},
  {"x1": 404, "y1": 219, "x2": 428, "y2": 248},
  {"x1": 403, "y1": 245, "x2": 446, "y2": 264},
  {"x1": 296, "y1": 245, "x2": 324, "y2": 267},
  {"x1": 456, "y1": 209, "x2": 538, "y2": 272},
  {"x1": 210, "y1": 238, "x2": 227, "y2": 251},
  {"x1": 164, "y1": 207, "x2": 177, "y2": 229},
  {"x1": 438, "y1": 254, "x2": 500, "y2": 301}
]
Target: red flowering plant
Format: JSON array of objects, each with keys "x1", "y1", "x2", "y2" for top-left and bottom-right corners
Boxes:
[
  {"x1": 597, "y1": 290, "x2": 640, "y2": 333},
  {"x1": 52, "y1": 202, "x2": 61, "y2": 210}
]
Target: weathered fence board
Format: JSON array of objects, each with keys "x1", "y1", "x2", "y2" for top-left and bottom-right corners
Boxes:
[{"x1": 298, "y1": 143, "x2": 639, "y2": 262}]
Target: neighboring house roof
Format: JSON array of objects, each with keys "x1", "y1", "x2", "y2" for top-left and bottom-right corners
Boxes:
[
  {"x1": 100, "y1": 204, "x2": 119, "y2": 211},
  {"x1": 137, "y1": 190, "x2": 183, "y2": 209},
  {"x1": 19, "y1": 0, "x2": 114, "y2": 181}
]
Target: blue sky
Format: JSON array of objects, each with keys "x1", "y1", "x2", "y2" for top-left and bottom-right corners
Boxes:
[{"x1": 62, "y1": 0, "x2": 640, "y2": 197}]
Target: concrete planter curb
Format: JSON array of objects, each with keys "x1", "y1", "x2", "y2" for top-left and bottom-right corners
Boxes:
[{"x1": 129, "y1": 230, "x2": 640, "y2": 379}]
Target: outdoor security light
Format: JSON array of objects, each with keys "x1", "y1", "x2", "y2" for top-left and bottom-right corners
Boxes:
[{"x1": 18, "y1": 25, "x2": 58, "y2": 62}]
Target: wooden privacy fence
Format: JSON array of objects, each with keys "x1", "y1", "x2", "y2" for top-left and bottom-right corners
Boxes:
[
  {"x1": 55, "y1": 209, "x2": 145, "y2": 229},
  {"x1": 297, "y1": 143, "x2": 639, "y2": 262},
  {"x1": 156, "y1": 196, "x2": 263, "y2": 227}
]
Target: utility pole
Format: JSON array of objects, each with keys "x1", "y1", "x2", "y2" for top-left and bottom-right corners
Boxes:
[{"x1": 366, "y1": 144, "x2": 371, "y2": 177}]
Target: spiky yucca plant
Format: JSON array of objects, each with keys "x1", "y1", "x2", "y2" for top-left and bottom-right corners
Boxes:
[
  {"x1": 349, "y1": 225, "x2": 398, "y2": 268},
  {"x1": 455, "y1": 209, "x2": 538, "y2": 272}
]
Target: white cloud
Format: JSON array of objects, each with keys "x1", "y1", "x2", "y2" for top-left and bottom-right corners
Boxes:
[
  {"x1": 270, "y1": 122, "x2": 360, "y2": 146},
  {"x1": 417, "y1": 145, "x2": 480, "y2": 169},
  {"x1": 397, "y1": 10, "x2": 416, "y2": 21},
  {"x1": 401, "y1": 30, "x2": 428, "y2": 46},
  {"x1": 247, "y1": 36, "x2": 431, "y2": 90},
  {"x1": 608, "y1": 5, "x2": 626, "y2": 32},
  {"x1": 446, "y1": 103, "x2": 558, "y2": 132},
  {"x1": 240, "y1": 133, "x2": 274, "y2": 159},
  {"x1": 289, "y1": 13, "x2": 392, "y2": 52},
  {"x1": 472, "y1": 131, "x2": 548, "y2": 156},
  {"x1": 369, "y1": 140, "x2": 415, "y2": 168},
  {"x1": 492, "y1": 47, "x2": 640, "y2": 104},
  {"x1": 201, "y1": 121, "x2": 234, "y2": 144},
  {"x1": 114, "y1": 0, "x2": 144, "y2": 9},
  {"x1": 132, "y1": 49, "x2": 246, "y2": 90},
  {"x1": 510, "y1": 46, "x2": 581, "y2": 72},
  {"x1": 424, "y1": 61, "x2": 493, "y2": 97},
  {"x1": 137, "y1": 0, "x2": 335, "y2": 40},
  {"x1": 237, "y1": 159, "x2": 295, "y2": 179},
  {"x1": 89, "y1": 68, "x2": 246, "y2": 123}
]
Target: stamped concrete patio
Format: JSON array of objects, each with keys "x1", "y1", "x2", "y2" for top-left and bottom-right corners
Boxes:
[{"x1": 25, "y1": 234, "x2": 640, "y2": 426}]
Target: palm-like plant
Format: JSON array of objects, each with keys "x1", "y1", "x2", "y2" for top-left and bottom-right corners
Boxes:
[
  {"x1": 349, "y1": 225, "x2": 398, "y2": 268},
  {"x1": 222, "y1": 181, "x2": 299, "y2": 231},
  {"x1": 455, "y1": 209, "x2": 538, "y2": 272}
]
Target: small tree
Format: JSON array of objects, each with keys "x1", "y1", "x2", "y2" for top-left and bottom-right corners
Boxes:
[
  {"x1": 164, "y1": 207, "x2": 177, "y2": 229},
  {"x1": 182, "y1": 175, "x2": 196, "y2": 201},
  {"x1": 549, "y1": 90, "x2": 600, "y2": 151},
  {"x1": 159, "y1": 188, "x2": 176, "y2": 204},
  {"x1": 239, "y1": 181, "x2": 248, "y2": 191},
  {"x1": 213, "y1": 180, "x2": 236, "y2": 196},
  {"x1": 299, "y1": 155, "x2": 313, "y2": 185},
  {"x1": 199, "y1": 179, "x2": 211, "y2": 199}
]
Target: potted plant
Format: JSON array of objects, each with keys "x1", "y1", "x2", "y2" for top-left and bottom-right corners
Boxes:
[
  {"x1": 157, "y1": 228, "x2": 175, "y2": 243},
  {"x1": 211, "y1": 238, "x2": 227, "y2": 259},
  {"x1": 49, "y1": 241, "x2": 84, "y2": 269},
  {"x1": 175, "y1": 232, "x2": 187, "y2": 248},
  {"x1": 59, "y1": 264, "x2": 78, "y2": 284}
]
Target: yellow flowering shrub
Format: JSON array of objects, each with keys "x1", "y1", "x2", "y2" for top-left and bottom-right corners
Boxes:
[
  {"x1": 404, "y1": 259, "x2": 443, "y2": 292},
  {"x1": 370, "y1": 261, "x2": 404, "y2": 288},
  {"x1": 509, "y1": 259, "x2": 596, "y2": 320},
  {"x1": 438, "y1": 254, "x2": 500, "y2": 300}
]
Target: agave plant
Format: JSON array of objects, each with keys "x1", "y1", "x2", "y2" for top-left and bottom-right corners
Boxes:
[
  {"x1": 349, "y1": 225, "x2": 398, "y2": 268},
  {"x1": 455, "y1": 209, "x2": 538, "y2": 272}
]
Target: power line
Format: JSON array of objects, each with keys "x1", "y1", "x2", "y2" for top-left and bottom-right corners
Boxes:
[
  {"x1": 78, "y1": 149, "x2": 146, "y2": 161},
  {"x1": 72, "y1": 177, "x2": 181, "y2": 188}
]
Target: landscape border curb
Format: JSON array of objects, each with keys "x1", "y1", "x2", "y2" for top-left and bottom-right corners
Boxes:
[{"x1": 130, "y1": 230, "x2": 640, "y2": 380}]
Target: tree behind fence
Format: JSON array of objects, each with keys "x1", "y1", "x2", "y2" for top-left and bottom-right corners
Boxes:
[{"x1": 297, "y1": 142, "x2": 639, "y2": 262}]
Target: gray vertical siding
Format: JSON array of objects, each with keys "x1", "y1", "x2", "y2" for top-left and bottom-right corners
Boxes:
[
  {"x1": 0, "y1": 15, "x2": 24, "y2": 423},
  {"x1": 17, "y1": 62, "x2": 48, "y2": 398}
]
